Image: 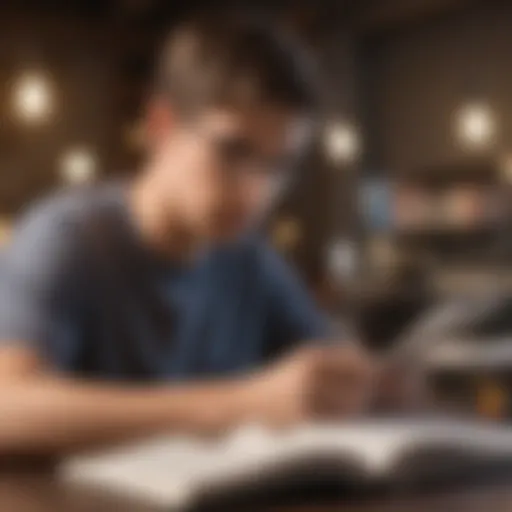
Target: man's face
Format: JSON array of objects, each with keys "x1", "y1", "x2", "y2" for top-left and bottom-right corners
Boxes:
[{"x1": 151, "y1": 104, "x2": 312, "y2": 243}]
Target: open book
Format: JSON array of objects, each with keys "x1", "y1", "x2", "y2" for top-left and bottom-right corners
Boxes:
[{"x1": 61, "y1": 419, "x2": 512, "y2": 510}]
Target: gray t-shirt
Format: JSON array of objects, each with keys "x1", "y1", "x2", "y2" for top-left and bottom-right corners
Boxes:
[{"x1": 0, "y1": 183, "x2": 328, "y2": 381}]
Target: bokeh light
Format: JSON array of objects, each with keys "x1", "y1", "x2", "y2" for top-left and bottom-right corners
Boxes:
[
  {"x1": 323, "y1": 122, "x2": 361, "y2": 165},
  {"x1": 12, "y1": 72, "x2": 55, "y2": 124},
  {"x1": 455, "y1": 103, "x2": 496, "y2": 149},
  {"x1": 60, "y1": 148, "x2": 98, "y2": 184}
]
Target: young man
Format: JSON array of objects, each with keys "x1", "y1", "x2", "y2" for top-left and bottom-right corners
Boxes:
[{"x1": 0, "y1": 17, "x2": 373, "y2": 457}]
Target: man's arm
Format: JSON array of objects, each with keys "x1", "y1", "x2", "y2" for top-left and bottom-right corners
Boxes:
[
  {"x1": 257, "y1": 245, "x2": 419, "y2": 411},
  {"x1": 0, "y1": 346, "x2": 257, "y2": 457},
  {"x1": 0, "y1": 203, "x2": 257, "y2": 456},
  {"x1": 0, "y1": 343, "x2": 373, "y2": 457},
  {"x1": 0, "y1": 204, "x2": 372, "y2": 457}
]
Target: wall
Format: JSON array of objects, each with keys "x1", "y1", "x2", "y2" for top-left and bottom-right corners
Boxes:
[
  {"x1": 0, "y1": 16, "x2": 118, "y2": 214},
  {"x1": 363, "y1": 1, "x2": 512, "y2": 173},
  {"x1": 276, "y1": 29, "x2": 361, "y2": 283}
]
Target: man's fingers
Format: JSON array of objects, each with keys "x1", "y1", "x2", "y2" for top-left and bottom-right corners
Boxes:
[
  {"x1": 315, "y1": 346, "x2": 375, "y2": 385},
  {"x1": 310, "y1": 384, "x2": 373, "y2": 418},
  {"x1": 302, "y1": 345, "x2": 377, "y2": 418}
]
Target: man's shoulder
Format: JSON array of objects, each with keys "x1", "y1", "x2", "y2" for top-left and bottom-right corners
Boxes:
[
  {"x1": 5, "y1": 184, "x2": 123, "y2": 268},
  {"x1": 14, "y1": 183, "x2": 121, "y2": 239}
]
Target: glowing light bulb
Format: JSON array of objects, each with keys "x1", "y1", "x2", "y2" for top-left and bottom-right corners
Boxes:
[
  {"x1": 455, "y1": 103, "x2": 496, "y2": 149},
  {"x1": 324, "y1": 122, "x2": 361, "y2": 165},
  {"x1": 60, "y1": 148, "x2": 98, "y2": 184},
  {"x1": 327, "y1": 239, "x2": 357, "y2": 281},
  {"x1": 12, "y1": 72, "x2": 54, "y2": 123}
]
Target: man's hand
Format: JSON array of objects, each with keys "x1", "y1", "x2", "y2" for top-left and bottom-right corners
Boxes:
[
  {"x1": 375, "y1": 356, "x2": 429, "y2": 412},
  {"x1": 244, "y1": 345, "x2": 375, "y2": 427},
  {"x1": 0, "y1": 344, "x2": 374, "y2": 456}
]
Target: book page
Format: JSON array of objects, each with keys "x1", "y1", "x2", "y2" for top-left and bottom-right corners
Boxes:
[{"x1": 60, "y1": 420, "x2": 512, "y2": 508}]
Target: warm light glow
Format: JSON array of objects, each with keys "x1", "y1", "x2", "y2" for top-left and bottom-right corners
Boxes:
[
  {"x1": 0, "y1": 218, "x2": 12, "y2": 246},
  {"x1": 500, "y1": 154, "x2": 512, "y2": 183},
  {"x1": 60, "y1": 148, "x2": 98, "y2": 184},
  {"x1": 324, "y1": 122, "x2": 361, "y2": 165},
  {"x1": 477, "y1": 380, "x2": 507, "y2": 420},
  {"x1": 455, "y1": 103, "x2": 496, "y2": 148},
  {"x1": 12, "y1": 72, "x2": 54, "y2": 123},
  {"x1": 272, "y1": 217, "x2": 302, "y2": 252},
  {"x1": 327, "y1": 239, "x2": 356, "y2": 281}
]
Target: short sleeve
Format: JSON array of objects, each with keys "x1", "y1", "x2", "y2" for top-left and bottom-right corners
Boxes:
[
  {"x1": 0, "y1": 200, "x2": 82, "y2": 356},
  {"x1": 259, "y1": 244, "x2": 330, "y2": 355}
]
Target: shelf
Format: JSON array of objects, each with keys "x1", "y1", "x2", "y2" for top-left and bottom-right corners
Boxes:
[
  {"x1": 395, "y1": 223, "x2": 499, "y2": 239},
  {"x1": 395, "y1": 157, "x2": 501, "y2": 188}
]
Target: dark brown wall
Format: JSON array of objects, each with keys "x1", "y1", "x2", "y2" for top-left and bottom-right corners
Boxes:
[
  {"x1": 279, "y1": 30, "x2": 361, "y2": 281},
  {"x1": 0, "y1": 16, "x2": 118, "y2": 214},
  {"x1": 363, "y1": 1, "x2": 512, "y2": 173}
]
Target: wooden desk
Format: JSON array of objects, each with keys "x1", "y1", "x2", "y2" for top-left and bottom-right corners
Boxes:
[
  {"x1": 279, "y1": 489, "x2": 512, "y2": 512},
  {"x1": 2, "y1": 472, "x2": 512, "y2": 512},
  {"x1": 0, "y1": 472, "x2": 160, "y2": 512}
]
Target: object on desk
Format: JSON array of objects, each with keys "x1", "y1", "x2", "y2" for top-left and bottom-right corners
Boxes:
[
  {"x1": 61, "y1": 420, "x2": 512, "y2": 510},
  {"x1": 394, "y1": 292, "x2": 512, "y2": 419},
  {"x1": 476, "y1": 378, "x2": 508, "y2": 420},
  {"x1": 418, "y1": 336, "x2": 512, "y2": 419}
]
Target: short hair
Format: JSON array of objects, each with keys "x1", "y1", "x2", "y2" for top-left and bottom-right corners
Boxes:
[{"x1": 154, "y1": 15, "x2": 319, "y2": 116}]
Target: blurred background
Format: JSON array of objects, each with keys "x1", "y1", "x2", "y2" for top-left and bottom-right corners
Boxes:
[{"x1": 1, "y1": 0, "x2": 512, "y2": 370}]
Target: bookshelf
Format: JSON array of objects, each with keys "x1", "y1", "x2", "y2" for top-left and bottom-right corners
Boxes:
[
  {"x1": 355, "y1": 158, "x2": 512, "y2": 348},
  {"x1": 365, "y1": 158, "x2": 512, "y2": 294}
]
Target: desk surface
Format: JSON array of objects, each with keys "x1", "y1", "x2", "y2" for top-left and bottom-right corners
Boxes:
[
  {"x1": 2, "y1": 472, "x2": 512, "y2": 512},
  {"x1": 0, "y1": 472, "x2": 159, "y2": 512}
]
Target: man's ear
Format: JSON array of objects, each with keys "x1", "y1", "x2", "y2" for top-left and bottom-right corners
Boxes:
[{"x1": 145, "y1": 96, "x2": 175, "y2": 149}]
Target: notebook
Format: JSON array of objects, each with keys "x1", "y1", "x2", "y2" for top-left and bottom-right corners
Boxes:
[{"x1": 61, "y1": 419, "x2": 512, "y2": 510}]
